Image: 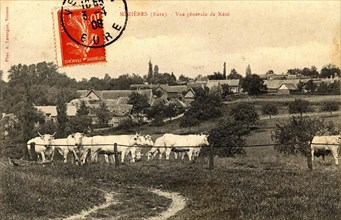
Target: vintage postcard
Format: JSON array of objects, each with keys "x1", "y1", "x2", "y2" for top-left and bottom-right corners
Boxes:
[{"x1": 0, "y1": 1, "x2": 340, "y2": 219}]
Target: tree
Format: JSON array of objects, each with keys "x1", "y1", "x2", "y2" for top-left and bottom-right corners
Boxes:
[
  {"x1": 109, "y1": 74, "x2": 144, "y2": 90},
  {"x1": 245, "y1": 64, "x2": 252, "y2": 76},
  {"x1": 202, "y1": 119, "x2": 250, "y2": 157},
  {"x1": 223, "y1": 62, "x2": 227, "y2": 79},
  {"x1": 147, "y1": 60, "x2": 153, "y2": 82},
  {"x1": 241, "y1": 74, "x2": 267, "y2": 95},
  {"x1": 150, "y1": 72, "x2": 177, "y2": 85},
  {"x1": 67, "y1": 101, "x2": 92, "y2": 134},
  {"x1": 12, "y1": 94, "x2": 45, "y2": 159},
  {"x1": 207, "y1": 72, "x2": 225, "y2": 80},
  {"x1": 77, "y1": 101, "x2": 90, "y2": 116},
  {"x1": 320, "y1": 102, "x2": 340, "y2": 115},
  {"x1": 179, "y1": 89, "x2": 222, "y2": 127},
  {"x1": 227, "y1": 69, "x2": 243, "y2": 79},
  {"x1": 230, "y1": 103, "x2": 259, "y2": 128},
  {"x1": 179, "y1": 113, "x2": 200, "y2": 130},
  {"x1": 56, "y1": 98, "x2": 68, "y2": 138},
  {"x1": 188, "y1": 89, "x2": 223, "y2": 120},
  {"x1": 178, "y1": 74, "x2": 191, "y2": 82},
  {"x1": 163, "y1": 104, "x2": 177, "y2": 123},
  {"x1": 95, "y1": 102, "x2": 111, "y2": 127},
  {"x1": 302, "y1": 66, "x2": 319, "y2": 78},
  {"x1": 296, "y1": 81, "x2": 305, "y2": 93},
  {"x1": 305, "y1": 80, "x2": 317, "y2": 93},
  {"x1": 288, "y1": 99, "x2": 311, "y2": 116},
  {"x1": 154, "y1": 65, "x2": 159, "y2": 75},
  {"x1": 221, "y1": 84, "x2": 231, "y2": 98},
  {"x1": 287, "y1": 68, "x2": 302, "y2": 76},
  {"x1": 327, "y1": 80, "x2": 340, "y2": 95},
  {"x1": 261, "y1": 103, "x2": 279, "y2": 119},
  {"x1": 266, "y1": 70, "x2": 274, "y2": 75},
  {"x1": 320, "y1": 64, "x2": 340, "y2": 78},
  {"x1": 272, "y1": 116, "x2": 339, "y2": 170},
  {"x1": 128, "y1": 92, "x2": 149, "y2": 121}
]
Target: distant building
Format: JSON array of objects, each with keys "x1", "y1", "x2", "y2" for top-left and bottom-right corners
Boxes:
[
  {"x1": 277, "y1": 83, "x2": 298, "y2": 95},
  {"x1": 34, "y1": 105, "x2": 77, "y2": 122},
  {"x1": 206, "y1": 79, "x2": 241, "y2": 93},
  {"x1": 155, "y1": 85, "x2": 187, "y2": 100}
]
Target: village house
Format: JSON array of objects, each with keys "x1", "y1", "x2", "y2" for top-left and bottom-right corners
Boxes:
[
  {"x1": 34, "y1": 105, "x2": 77, "y2": 122},
  {"x1": 71, "y1": 89, "x2": 153, "y2": 127},
  {"x1": 206, "y1": 79, "x2": 242, "y2": 93},
  {"x1": 155, "y1": 85, "x2": 187, "y2": 100}
]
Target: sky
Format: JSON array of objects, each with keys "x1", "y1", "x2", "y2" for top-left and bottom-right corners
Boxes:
[{"x1": 0, "y1": 0, "x2": 340, "y2": 81}]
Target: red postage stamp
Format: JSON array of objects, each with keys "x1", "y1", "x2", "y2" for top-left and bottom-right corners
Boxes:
[
  {"x1": 53, "y1": 0, "x2": 128, "y2": 67},
  {"x1": 57, "y1": 7, "x2": 106, "y2": 66}
]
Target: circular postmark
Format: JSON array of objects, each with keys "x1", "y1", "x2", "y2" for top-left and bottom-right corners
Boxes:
[{"x1": 60, "y1": 0, "x2": 128, "y2": 48}]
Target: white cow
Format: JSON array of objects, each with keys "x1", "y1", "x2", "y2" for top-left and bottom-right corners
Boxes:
[
  {"x1": 147, "y1": 133, "x2": 209, "y2": 161},
  {"x1": 146, "y1": 136, "x2": 165, "y2": 160},
  {"x1": 134, "y1": 135, "x2": 154, "y2": 160},
  {"x1": 27, "y1": 132, "x2": 55, "y2": 163},
  {"x1": 311, "y1": 135, "x2": 340, "y2": 165},
  {"x1": 90, "y1": 134, "x2": 143, "y2": 163},
  {"x1": 53, "y1": 133, "x2": 86, "y2": 164}
]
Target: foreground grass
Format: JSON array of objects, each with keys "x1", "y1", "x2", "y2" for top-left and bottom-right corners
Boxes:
[{"x1": 1, "y1": 153, "x2": 340, "y2": 220}]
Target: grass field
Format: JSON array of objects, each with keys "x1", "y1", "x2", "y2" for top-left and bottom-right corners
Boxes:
[
  {"x1": 1, "y1": 95, "x2": 340, "y2": 219},
  {"x1": 1, "y1": 148, "x2": 340, "y2": 219}
]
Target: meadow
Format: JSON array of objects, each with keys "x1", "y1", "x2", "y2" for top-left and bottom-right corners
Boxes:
[
  {"x1": 1, "y1": 96, "x2": 340, "y2": 219},
  {"x1": 0, "y1": 144, "x2": 340, "y2": 219}
]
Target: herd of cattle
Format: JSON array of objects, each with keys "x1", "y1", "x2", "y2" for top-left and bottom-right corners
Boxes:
[
  {"x1": 26, "y1": 132, "x2": 340, "y2": 166},
  {"x1": 26, "y1": 132, "x2": 209, "y2": 165}
]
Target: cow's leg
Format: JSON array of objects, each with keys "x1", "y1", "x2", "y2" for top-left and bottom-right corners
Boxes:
[
  {"x1": 311, "y1": 148, "x2": 315, "y2": 162},
  {"x1": 331, "y1": 149, "x2": 339, "y2": 165},
  {"x1": 41, "y1": 152, "x2": 46, "y2": 163},
  {"x1": 187, "y1": 150, "x2": 193, "y2": 161},
  {"x1": 71, "y1": 150, "x2": 80, "y2": 165},
  {"x1": 79, "y1": 150, "x2": 89, "y2": 165},
  {"x1": 90, "y1": 151, "x2": 97, "y2": 163},
  {"x1": 130, "y1": 148, "x2": 136, "y2": 163},
  {"x1": 104, "y1": 154, "x2": 109, "y2": 163},
  {"x1": 158, "y1": 148, "x2": 164, "y2": 160},
  {"x1": 120, "y1": 150, "x2": 124, "y2": 163},
  {"x1": 50, "y1": 150, "x2": 55, "y2": 163},
  {"x1": 63, "y1": 149, "x2": 69, "y2": 163},
  {"x1": 165, "y1": 148, "x2": 172, "y2": 160},
  {"x1": 174, "y1": 152, "x2": 178, "y2": 160}
]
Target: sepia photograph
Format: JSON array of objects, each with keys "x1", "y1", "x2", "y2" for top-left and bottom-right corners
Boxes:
[{"x1": 0, "y1": 0, "x2": 340, "y2": 219}]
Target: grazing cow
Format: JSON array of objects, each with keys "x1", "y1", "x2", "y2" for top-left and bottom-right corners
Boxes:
[
  {"x1": 90, "y1": 134, "x2": 143, "y2": 163},
  {"x1": 146, "y1": 136, "x2": 166, "y2": 160},
  {"x1": 311, "y1": 135, "x2": 340, "y2": 165},
  {"x1": 134, "y1": 135, "x2": 154, "y2": 160},
  {"x1": 27, "y1": 132, "x2": 55, "y2": 163},
  {"x1": 53, "y1": 133, "x2": 87, "y2": 164},
  {"x1": 147, "y1": 133, "x2": 209, "y2": 161}
]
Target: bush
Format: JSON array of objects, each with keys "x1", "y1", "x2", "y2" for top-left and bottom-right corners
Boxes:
[
  {"x1": 261, "y1": 103, "x2": 279, "y2": 119},
  {"x1": 230, "y1": 103, "x2": 259, "y2": 128},
  {"x1": 201, "y1": 119, "x2": 250, "y2": 157},
  {"x1": 272, "y1": 116, "x2": 339, "y2": 156},
  {"x1": 179, "y1": 115, "x2": 201, "y2": 129},
  {"x1": 288, "y1": 99, "x2": 312, "y2": 116},
  {"x1": 117, "y1": 118, "x2": 140, "y2": 131},
  {"x1": 320, "y1": 101, "x2": 340, "y2": 115}
]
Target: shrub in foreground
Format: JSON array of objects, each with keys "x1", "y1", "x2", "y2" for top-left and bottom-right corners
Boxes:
[{"x1": 202, "y1": 119, "x2": 250, "y2": 157}]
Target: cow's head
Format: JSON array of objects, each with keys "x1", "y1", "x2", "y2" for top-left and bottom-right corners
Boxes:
[
  {"x1": 133, "y1": 133, "x2": 144, "y2": 146},
  {"x1": 143, "y1": 135, "x2": 154, "y2": 146},
  {"x1": 72, "y1": 132, "x2": 84, "y2": 146},
  {"x1": 38, "y1": 132, "x2": 55, "y2": 147},
  {"x1": 200, "y1": 134, "x2": 209, "y2": 146}
]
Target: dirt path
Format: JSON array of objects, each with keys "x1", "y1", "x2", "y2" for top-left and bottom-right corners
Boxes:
[
  {"x1": 61, "y1": 188, "x2": 186, "y2": 220},
  {"x1": 63, "y1": 191, "x2": 117, "y2": 220},
  {"x1": 147, "y1": 189, "x2": 187, "y2": 220}
]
